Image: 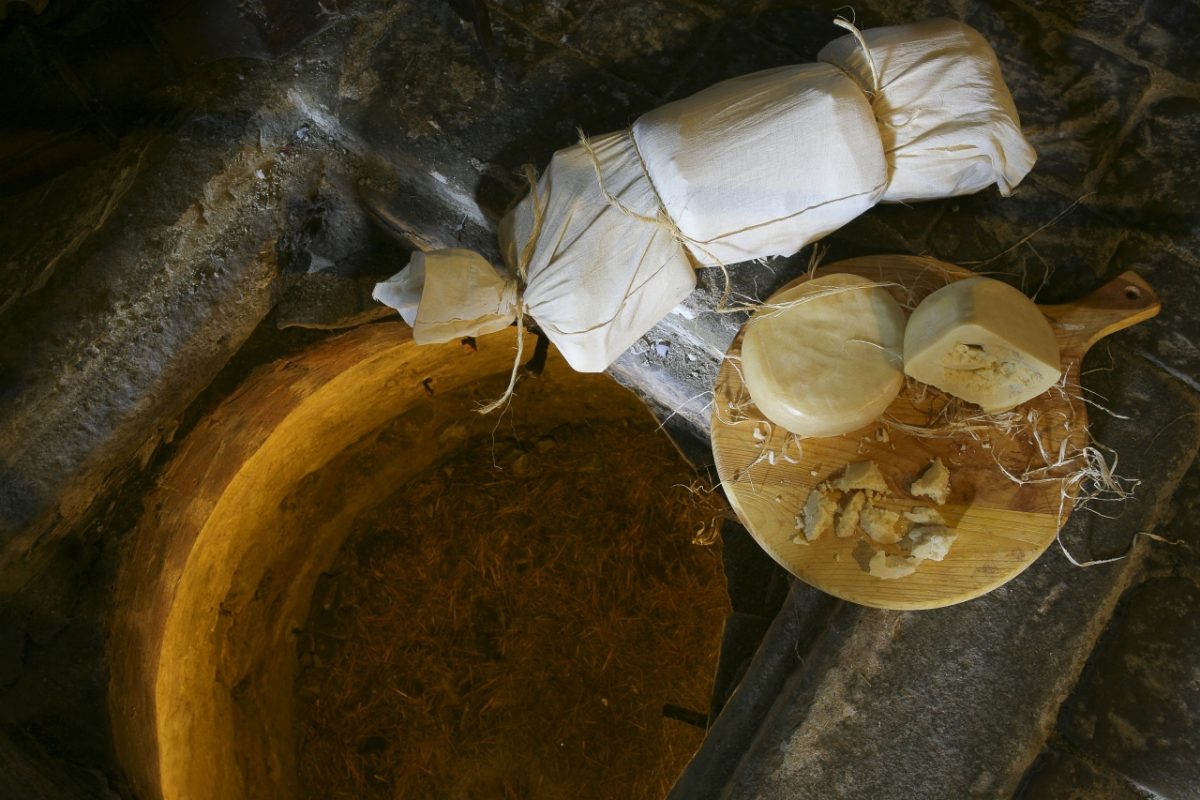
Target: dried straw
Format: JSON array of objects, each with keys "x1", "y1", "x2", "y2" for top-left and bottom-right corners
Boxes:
[{"x1": 295, "y1": 419, "x2": 729, "y2": 799}]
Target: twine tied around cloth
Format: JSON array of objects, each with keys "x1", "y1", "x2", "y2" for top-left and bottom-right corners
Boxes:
[
  {"x1": 577, "y1": 129, "x2": 739, "y2": 312},
  {"x1": 832, "y1": 17, "x2": 882, "y2": 102},
  {"x1": 478, "y1": 164, "x2": 546, "y2": 414}
]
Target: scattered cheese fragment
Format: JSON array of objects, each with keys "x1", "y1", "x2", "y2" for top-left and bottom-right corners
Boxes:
[
  {"x1": 904, "y1": 525, "x2": 958, "y2": 561},
  {"x1": 832, "y1": 460, "x2": 889, "y2": 493},
  {"x1": 903, "y1": 277, "x2": 1062, "y2": 412},
  {"x1": 836, "y1": 491, "x2": 867, "y2": 538},
  {"x1": 910, "y1": 458, "x2": 951, "y2": 505},
  {"x1": 741, "y1": 273, "x2": 907, "y2": 437},
  {"x1": 801, "y1": 486, "x2": 839, "y2": 541},
  {"x1": 903, "y1": 506, "x2": 945, "y2": 525},
  {"x1": 868, "y1": 551, "x2": 919, "y2": 579},
  {"x1": 860, "y1": 504, "x2": 901, "y2": 544}
]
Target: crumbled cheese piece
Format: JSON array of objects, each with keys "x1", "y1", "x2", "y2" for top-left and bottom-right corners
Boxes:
[
  {"x1": 903, "y1": 525, "x2": 957, "y2": 561},
  {"x1": 801, "y1": 486, "x2": 839, "y2": 541},
  {"x1": 876, "y1": 427, "x2": 890, "y2": 443},
  {"x1": 902, "y1": 506, "x2": 945, "y2": 525},
  {"x1": 868, "y1": 550, "x2": 919, "y2": 579},
  {"x1": 859, "y1": 504, "x2": 901, "y2": 544},
  {"x1": 833, "y1": 460, "x2": 889, "y2": 494},
  {"x1": 791, "y1": 535, "x2": 807, "y2": 545},
  {"x1": 910, "y1": 458, "x2": 951, "y2": 505},
  {"x1": 836, "y1": 491, "x2": 867, "y2": 538}
]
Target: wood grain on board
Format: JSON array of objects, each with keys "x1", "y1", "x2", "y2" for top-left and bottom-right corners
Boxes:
[{"x1": 712, "y1": 256, "x2": 1160, "y2": 610}]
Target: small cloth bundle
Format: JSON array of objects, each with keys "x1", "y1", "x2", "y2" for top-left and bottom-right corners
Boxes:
[{"x1": 374, "y1": 18, "x2": 1036, "y2": 375}]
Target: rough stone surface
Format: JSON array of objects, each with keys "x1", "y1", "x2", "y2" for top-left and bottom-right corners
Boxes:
[
  {"x1": 1061, "y1": 578, "x2": 1200, "y2": 799},
  {"x1": 1098, "y1": 97, "x2": 1200, "y2": 248},
  {"x1": 1127, "y1": 0, "x2": 1200, "y2": 83},
  {"x1": 1154, "y1": 451, "x2": 1200, "y2": 573},
  {"x1": 568, "y1": 0, "x2": 717, "y2": 100},
  {"x1": 0, "y1": 725, "x2": 118, "y2": 800},
  {"x1": 1103, "y1": 234, "x2": 1200, "y2": 394},
  {"x1": 966, "y1": 3, "x2": 1153, "y2": 190},
  {"x1": 0, "y1": 107, "x2": 290, "y2": 588},
  {"x1": 274, "y1": 273, "x2": 395, "y2": 330},
  {"x1": 1018, "y1": 748, "x2": 1149, "y2": 800}
]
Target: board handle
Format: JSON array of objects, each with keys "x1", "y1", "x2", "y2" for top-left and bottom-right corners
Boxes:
[{"x1": 1040, "y1": 271, "x2": 1161, "y2": 357}]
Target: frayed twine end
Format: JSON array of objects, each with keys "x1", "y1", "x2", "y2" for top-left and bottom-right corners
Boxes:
[{"x1": 1057, "y1": 529, "x2": 1191, "y2": 568}]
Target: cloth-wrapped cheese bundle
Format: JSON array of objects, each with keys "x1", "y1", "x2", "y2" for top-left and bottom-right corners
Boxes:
[{"x1": 374, "y1": 19, "x2": 1036, "y2": 374}]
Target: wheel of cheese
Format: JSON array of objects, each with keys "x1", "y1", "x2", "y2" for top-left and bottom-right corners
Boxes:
[
  {"x1": 902, "y1": 277, "x2": 1061, "y2": 413},
  {"x1": 741, "y1": 273, "x2": 906, "y2": 437}
]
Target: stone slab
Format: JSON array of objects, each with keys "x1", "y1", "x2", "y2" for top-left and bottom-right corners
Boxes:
[
  {"x1": 1061, "y1": 577, "x2": 1200, "y2": 799},
  {"x1": 1098, "y1": 97, "x2": 1200, "y2": 249},
  {"x1": 0, "y1": 725, "x2": 118, "y2": 800},
  {"x1": 1017, "y1": 747, "x2": 1148, "y2": 800},
  {"x1": 966, "y1": 3, "x2": 1152, "y2": 189},
  {"x1": 1101, "y1": 233, "x2": 1200, "y2": 394}
]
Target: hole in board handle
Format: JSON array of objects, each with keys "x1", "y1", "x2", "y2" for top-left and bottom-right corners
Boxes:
[{"x1": 1123, "y1": 286, "x2": 1142, "y2": 301}]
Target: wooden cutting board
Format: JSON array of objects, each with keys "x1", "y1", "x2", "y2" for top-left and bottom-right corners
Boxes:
[{"x1": 711, "y1": 255, "x2": 1160, "y2": 610}]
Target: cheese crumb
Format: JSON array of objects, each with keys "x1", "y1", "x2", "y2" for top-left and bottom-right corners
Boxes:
[
  {"x1": 903, "y1": 525, "x2": 957, "y2": 561},
  {"x1": 903, "y1": 506, "x2": 945, "y2": 525},
  {"x1": 868, "y1": 551, "x2": 919, "y2": 579},
  {"x1": 801, "y1": 486, "x2": 839, "y2": 541},
  {"x1": 836, "y1": 491, "x2": 867, "y2": 538},
  {"x1": 859, "y1": 504, "x2": 901, "y2": 544},
  {"x1": 910, "y1": 458, "x2": 951, "y2": 505},
  {"x1": 833, "y1": 461, "x2": 889, "y2": 494}
]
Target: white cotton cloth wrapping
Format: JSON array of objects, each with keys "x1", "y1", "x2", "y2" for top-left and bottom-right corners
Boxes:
[
  {"x1": 631, "y1": 62, "x2": 887, "y2": 267},
  {"x1": 373, "y1": 18, "x2": 1037, "y2": 374},
  {"x1": 819, "y1": 18, "x2": 1037, "y2": 202},
  {"x1": 372, "y1": 131, "x2": 696, "y2": 373},
  {"x1": 371, "y1": 248, "x2": 517, "y2": 344},
  {"x1": 498, "y1": 130, "x2": 697, "y2": 373}
]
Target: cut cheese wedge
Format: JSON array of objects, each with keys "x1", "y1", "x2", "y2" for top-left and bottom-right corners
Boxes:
[
  {"x1": 742, "y1": 273, "x2": 907, "y2": 437},
  {"x1": 903, "y1": 277, "x2": 1061, "y2": 413}
]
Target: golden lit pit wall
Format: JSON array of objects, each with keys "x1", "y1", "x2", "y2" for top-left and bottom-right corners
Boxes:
[{"x1": 109, "y1": 324, "x2": 658, "y2": 800}]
